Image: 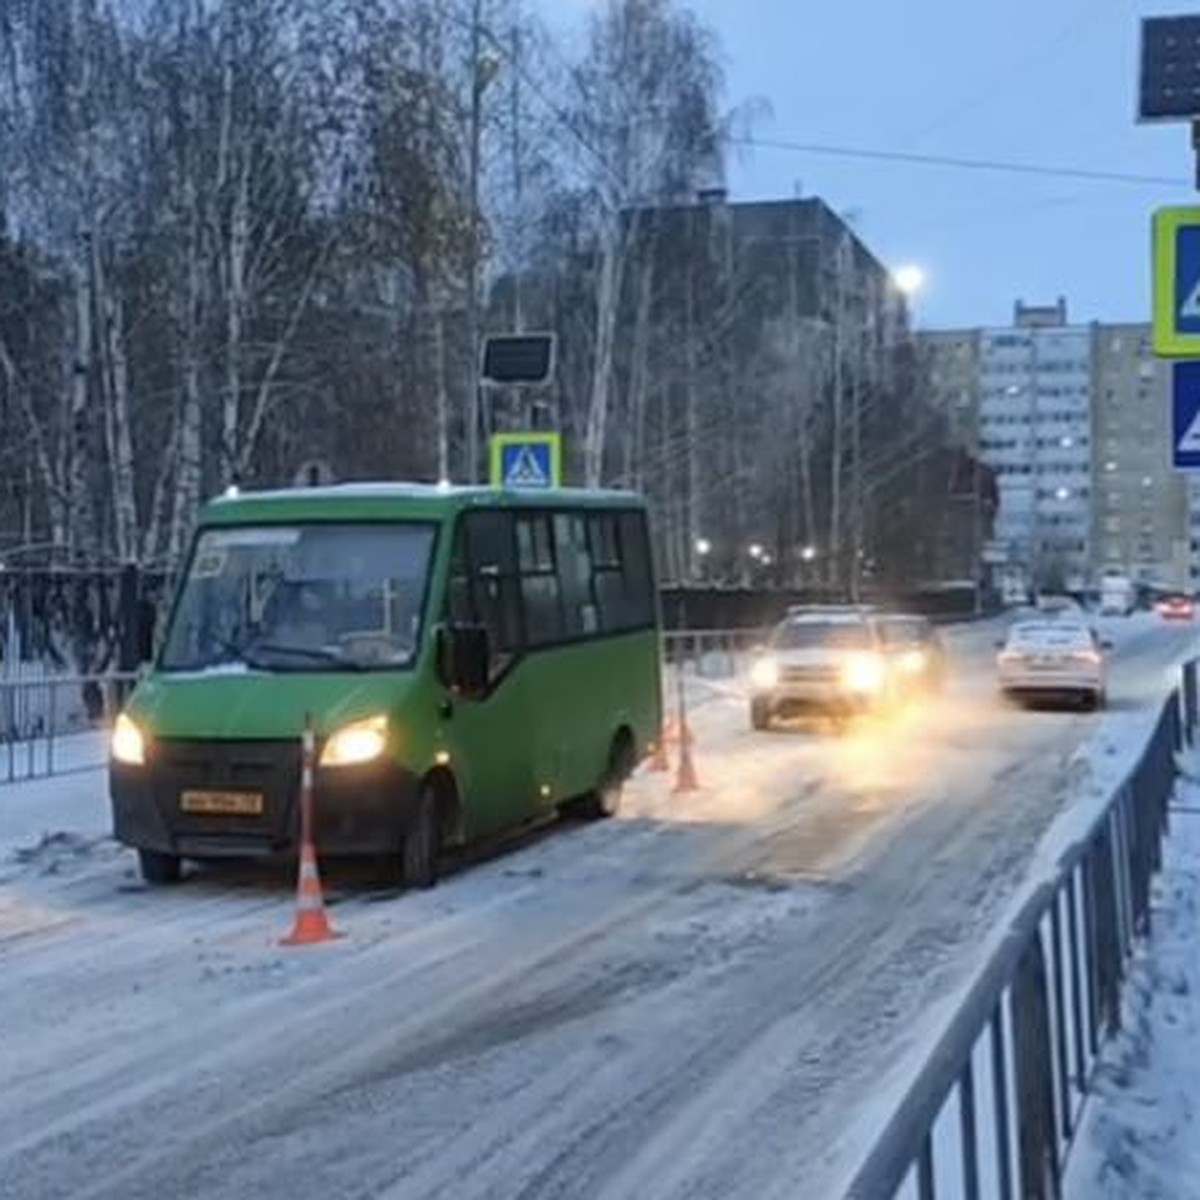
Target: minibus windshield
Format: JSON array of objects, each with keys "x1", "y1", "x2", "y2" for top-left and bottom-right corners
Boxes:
[{"x1": 160, "y1": 522, "x2": 437, "y2": 673}]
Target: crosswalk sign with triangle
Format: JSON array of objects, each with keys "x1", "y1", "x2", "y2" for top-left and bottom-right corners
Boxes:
[
  {"x1": 1174, "y1": 362, "x2": 1200, "y2": 469},
  {"x1": 490, "y1": 432, "x2": 562, "y2": 489}
]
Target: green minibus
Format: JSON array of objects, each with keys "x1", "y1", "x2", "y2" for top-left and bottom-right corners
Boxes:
[{"x1": 110, "y1": 484, "x2": 663, "y2": 888}]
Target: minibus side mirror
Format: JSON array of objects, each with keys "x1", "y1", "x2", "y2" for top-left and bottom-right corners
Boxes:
[{"x1": 438, "y1": 623, "x2": 490, "y2": 697}]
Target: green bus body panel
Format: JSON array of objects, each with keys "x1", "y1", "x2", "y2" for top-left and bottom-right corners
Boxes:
[
  {"x1": 125, "y1": 483, "x2": 663, "y2": 849},
  {"x1": 126, "y1": 673, "x2": 427, "y2": 744}
]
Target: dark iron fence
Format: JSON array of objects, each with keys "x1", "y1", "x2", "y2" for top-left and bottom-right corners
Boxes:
[
  {"x1": 659, "y1": 584, "x2": 998, "y2": 631},
  {"x1": 844, "y1": 675, "x2": 1186, "y2": 1200},
  {"x1": 0, "y1": 672, "x2": 139, "y2": 782}
]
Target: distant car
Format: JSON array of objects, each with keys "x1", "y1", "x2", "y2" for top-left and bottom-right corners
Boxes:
[
  {"x1": 1036, "y1": 594, "x2": 1085, "y2": 618},
  {"x1": 997, "y1": 620, "x2": 1111, "y2": 711},
  {"x1": 1156, "y1": 593, "x2": 1195, "y2": 621},
  {"x1": 1098, "y1": 575, "x2": 1135, "y2": 616},
  {"x1": 876, "y1": 614, "x2": 947, "y2": 696},
  {"x1": 748, "y1": 611, "x2": 894, "y2": 732}
]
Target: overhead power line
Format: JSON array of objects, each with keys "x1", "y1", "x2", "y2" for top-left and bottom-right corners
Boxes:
[{"x1": 728, "y1": 135, "x2": 1189, "y2": 189}]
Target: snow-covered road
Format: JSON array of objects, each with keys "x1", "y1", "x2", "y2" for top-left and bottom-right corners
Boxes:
[{"x1": 0, "y1": 614, "x2": 1195, "y2": 1200}]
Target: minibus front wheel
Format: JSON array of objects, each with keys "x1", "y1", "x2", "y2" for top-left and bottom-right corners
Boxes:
[
  {"x1": 138, "y1": 848, "x2": 182, "y2": 885},
  {"x1": 401, "y1": 780, "x2": 443, "y2": 890}
]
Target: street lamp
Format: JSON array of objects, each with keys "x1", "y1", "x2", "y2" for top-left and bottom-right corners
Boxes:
[
  {"x1": 748, "y1": 543, "x2": 764, "y2": 560},
  {"x1": 801, "y1": 545, "x2": 817, "y2": 563},
  {"x1": 893, "y1": 264, "x2": 926, "y2": 298},
  {"x1": 695, "y1": 537, "x2": 712, "y2": 557}
]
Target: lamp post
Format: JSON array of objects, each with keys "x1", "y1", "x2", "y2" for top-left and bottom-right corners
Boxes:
[{"x1": 464, "y1": 4, "x2": 501, "y2": 483}]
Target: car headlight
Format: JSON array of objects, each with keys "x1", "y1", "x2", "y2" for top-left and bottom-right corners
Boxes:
[
  {"x1": 750, "y1": 657, "x2": 780, "y2": 689},
  {"x1": 319, "y1": 715, "x2": 388, "y2": 768},
  {"x1": 112, "y1": 713, "x2": 146, "y2": 766},
  {"x1": 900, "y1": 648, "x2": 927, "y2": 674},
  {"x1": 843, "y1": 652, "x2": 886, "y2": 693}
]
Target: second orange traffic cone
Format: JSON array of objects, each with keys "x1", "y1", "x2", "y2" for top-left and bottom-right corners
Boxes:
[
  {"x1": 281, "y1": 841, "x2": 341, "y2": 946},
  {"x1": 673, "y1": 731, "x2": 700, "y2": 793}
]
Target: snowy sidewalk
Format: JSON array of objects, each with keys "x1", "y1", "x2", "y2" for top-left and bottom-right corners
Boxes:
[{"x1": 1066, "y1": 772, "x2": 1200, "y2": 1199}]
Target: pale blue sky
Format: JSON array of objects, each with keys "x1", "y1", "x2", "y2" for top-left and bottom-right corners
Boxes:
[{"x1": 555, "y1": 1, "x2": 1195, "y2": 330}]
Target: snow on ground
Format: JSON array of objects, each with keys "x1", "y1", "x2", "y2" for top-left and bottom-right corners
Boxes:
[
  {"x1": 1065, "y1": 771, "x2": 1200, "y2": 1200},
  {"x1": 0, "y1": 615, "x2": 1196, "y2": 1200}
]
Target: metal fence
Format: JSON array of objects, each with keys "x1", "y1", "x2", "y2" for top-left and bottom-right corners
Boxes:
[
  {"x1": 844, "y1": 674, "x2": 1185, "y2": 1200},
  {"x1": 661, "y1": 628, "x2": 766, "y2": 679},
  {"x1": 1, "y1": 672, "x2": 138, "y2": 783}
]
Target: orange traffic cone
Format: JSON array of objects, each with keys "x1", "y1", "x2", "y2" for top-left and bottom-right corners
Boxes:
[
  {"x1": 281, "y1": 717, "x2": 341, "y2": 946},
  {"x1": 673, "y1": 733, "x2": 700, "y2": 793},
  {"x1": 281, "y1": 841, "x2": 341, "y2": 946},
  {"x1": 648, "y1": 735, "x2": 670, "y2": 772}
]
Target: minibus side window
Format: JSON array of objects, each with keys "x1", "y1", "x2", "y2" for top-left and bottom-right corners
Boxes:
[
  {"x1": 553, "y1": 513, "x2": 599, "y2": 637},
  {"x1": 517, "y1": 513, "x2": 565, "y2": 646},
  {"x1": 618, "y1": 511, "x2": 655, "y2": 629},
  {"x1": 588, "y1": 513, "x2": 629, "y2": 633},
  {"x1": 449, "y1": 512, "x2": 522, "y2": 674}
]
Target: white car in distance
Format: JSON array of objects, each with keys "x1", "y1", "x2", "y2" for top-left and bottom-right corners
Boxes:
[{"x1": 996, "y1": 620, "x2": 1112, "y2": 711}]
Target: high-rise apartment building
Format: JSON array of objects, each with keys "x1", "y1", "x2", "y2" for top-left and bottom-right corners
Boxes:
[
  {"x1": 978, "y1": 302, "x2": 1093, "y2": 589},
  {"x1": 922, "y1": 329, "x2": 981, "y2": 453},
  {"x1": 1091, "y1": 325, "x2": 1188, "y2": 586},
  {"x1": 919, "y1": 303, "x2": 1189, "y2": 592}
]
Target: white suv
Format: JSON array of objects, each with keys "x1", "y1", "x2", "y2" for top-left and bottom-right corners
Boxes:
[{"x1": 748, "y1": 611, "x2": 893, "y2": 731}]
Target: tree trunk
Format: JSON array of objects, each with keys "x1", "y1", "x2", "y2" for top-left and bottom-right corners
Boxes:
[
  {"x1": 434, "y1": 296, "x2": 450, "y2": 483},
  {"x1": 0, "y1": 332, "x2": 63, "y2": 547},
  {"x1": 223, "y1": 158, "x2": 249, "y2": 484},
  {"x1": 235, "y1": 242, "x2": 327, "y2": 480},
  {"x1": 624, "y1": 258, "x2": 653, "y2": 491},
  {"x1": 140, "y1": 423, "x2": 178, "y2": 566},
  {"x1": 168, "y1": 191, "x2": 205, "y2": 564},
  {"x1": 68, "y1": 247, "x2": 95, "y2": 563},
  {"x1": 684, "y1": 248, "x2": 699, "y2": 581},
  {"x1": 583, "y1": 219, "x2": 630, "y2": 488},
  {"x1": 93, "y1": 236, "x2": 138, "y2": 563},
  {"x1": 105, "y1": 293, "x2": 138, "y2": 563}
]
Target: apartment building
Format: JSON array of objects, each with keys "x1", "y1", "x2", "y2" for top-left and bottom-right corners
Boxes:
[
  {"x1": 922, "y1": 329, "x2": 982, "y2": 454},
  {"x1": 978, "y1": 302, "x2": 1093, "y2": 589},
  {"x1": 920, "y1": 302, "x2": 1189, "y2": 591},
  {"x1": 1091, "y1": 325, "x2": 1188, "y2": 587}
]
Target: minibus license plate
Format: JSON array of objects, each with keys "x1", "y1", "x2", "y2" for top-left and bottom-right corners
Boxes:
[{"x1": 180, "y1": 790, "x2": 264, "y2": 816}]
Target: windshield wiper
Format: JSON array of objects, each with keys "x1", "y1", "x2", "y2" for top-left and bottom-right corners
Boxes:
[{"x1": 242, "y1": 642, "x2": 369, "y2": 672}]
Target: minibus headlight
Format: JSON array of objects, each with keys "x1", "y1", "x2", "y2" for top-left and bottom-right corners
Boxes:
[
  {"x1": 112, "y1": 714, "x2": 146, "y2": 766},
  {"x1": 320, "y1": 716, "x2": 388, "y2": 768}
]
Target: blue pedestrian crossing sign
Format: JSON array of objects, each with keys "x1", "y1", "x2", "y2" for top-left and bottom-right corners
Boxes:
[
  {"x1": 1153, "y1": 207, "x2": 1200, "y2": 356},
  {"x1": 1173, "y1": 361, "x2": 1200, "y2": 469},
  {"x1": 489, "y1": 432, "x2": 562, "y2": 490}
]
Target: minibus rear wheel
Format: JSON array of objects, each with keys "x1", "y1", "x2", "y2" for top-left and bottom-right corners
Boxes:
[{"x1": 579, "y1": 731, "x2": 635, "y2": 821}]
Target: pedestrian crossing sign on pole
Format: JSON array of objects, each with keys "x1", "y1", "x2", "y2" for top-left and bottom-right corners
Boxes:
[
  {"x1": 1173, "y1": 361, "x2": 1200, "y2": 469},
  {"x1": 489, "y1": 432, "x2": 562, "y2": 490},
  {"x1": 1153, "y1": 206, "x2": 1200, "y2": 357}
]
